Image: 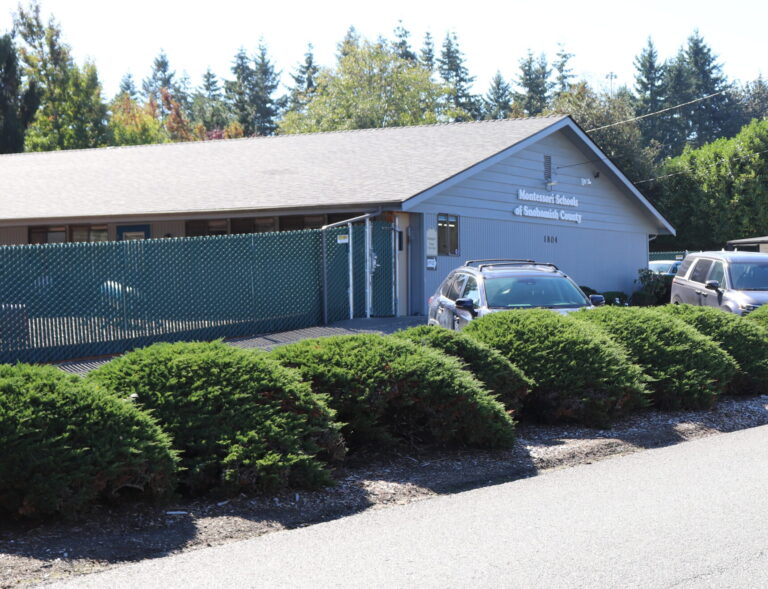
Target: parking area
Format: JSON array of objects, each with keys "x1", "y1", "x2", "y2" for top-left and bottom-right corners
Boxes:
[{"x1": 56, "y1": 316, "x2": 426, "y2": 375}]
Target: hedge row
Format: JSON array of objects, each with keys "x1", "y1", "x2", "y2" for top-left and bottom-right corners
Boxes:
[{"x1": 5, "y1": 303, "x2": 766, "y2": 518}]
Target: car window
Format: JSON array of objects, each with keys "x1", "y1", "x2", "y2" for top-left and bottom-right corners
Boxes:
[
  {"x1": 728, "y1": 262, "x2": 768, "y2": 290},
  {"x1": 440, "y1": 274, "x2": 456, "y2": 297},
  {"x1": 445, "y1": 274, "x2": 467, "y2": 300},
  {"x1": 708, "y1": 261, "x2": 725, "y2": 285},
  {"x1": 649, "y1": 261, "x2": 671, "y2": 273},
  {"x1": 461, "y1": 276, "x2": 481, "y2": 306},
  {"x1": 677, "y1": 257, "x2": 694, "y2": 278},
  {"x1": 689, "y1": 259, "x2": 713, "y2": 284},
  {"x1": 484, "y1": 275, "x2": 589, "y2": 308}
]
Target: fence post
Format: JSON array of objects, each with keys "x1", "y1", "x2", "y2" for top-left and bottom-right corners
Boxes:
[
  {"x1": 365, "y1": 218, "x2": 372, "y2": 318},
  {"x1": 393, "y1": 217, "x2": 398, "y2": 317},
  {"x1": 347, "y1": 222, "x2": 354, "y2": 320},
  {"x1": 321, "y1": 228, "x2": 328, "y2": 325}
]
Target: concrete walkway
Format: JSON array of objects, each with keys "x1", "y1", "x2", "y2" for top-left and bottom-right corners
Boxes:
[{"x1": 56, "y1": 316, "x2": 426, "y2": 375}]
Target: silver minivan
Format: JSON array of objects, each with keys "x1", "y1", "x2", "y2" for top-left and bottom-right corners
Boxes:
[{"x1": 670, "y1": 251, "x2": 768, "y2": 315}]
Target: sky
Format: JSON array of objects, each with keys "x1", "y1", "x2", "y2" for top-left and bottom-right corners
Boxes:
[{"x1": 1, "y1": 0, "x2": 766, "y2": 100}]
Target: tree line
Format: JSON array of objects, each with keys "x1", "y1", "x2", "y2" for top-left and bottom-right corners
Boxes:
[{"x1": 1, "y1": 1, "x2": 767, "y2": 249}]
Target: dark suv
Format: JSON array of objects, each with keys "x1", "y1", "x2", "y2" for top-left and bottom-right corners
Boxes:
[
  {"x1": 427, "y1": 259, "x2": 604, "y2": 330},
  {"x1": 670, "y1": 251, "x2": 768, "y2": 315}
]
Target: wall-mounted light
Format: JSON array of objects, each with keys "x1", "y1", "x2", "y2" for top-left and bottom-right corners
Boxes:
[{"x1": 545, "y1": 181, "x2": 559, "y2": 190}]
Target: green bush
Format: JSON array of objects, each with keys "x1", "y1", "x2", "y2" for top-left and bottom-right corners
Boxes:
[
  {"x1": 270, "y1": 334, "x2": 516, "y2": 451},
  {"x1": 0, "y1": 364, "x2": 177, "y2": 518},
  {"x1": 630, "y1": 269, "x2": 673, "y2": 306},
  {"x1": 602, "y1": 291, "x2": 629, "y2": 306},
  {"x1": 658, "y1": 304, "x2": 768, "y2": 395},
  {"x1": 745, "y1": 305, "x2": 768, "y2": 331},
  {"x1": 464, "y1": 309, "x2": 649, "y2": 427},
  {"x1": 580, "y1": 285, "x2": 598, "y2": 296},
  {"x1": 88, "y1": 341, "x2": 343, "y2": 496},
  {"x1": 572, "y1": 307, "x2": 738, "y2": 410},
  {"x1": 392, "y1": 325, "x2": 533, "y2": 416}
]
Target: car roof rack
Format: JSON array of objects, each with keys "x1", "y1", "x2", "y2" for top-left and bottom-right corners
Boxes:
[{"x1": 464, "y1": 259, "x2": 560, "y2": 271}]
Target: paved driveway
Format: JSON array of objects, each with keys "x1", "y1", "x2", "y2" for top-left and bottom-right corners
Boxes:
[{"x1": 56, "y1": 316, "x2": 426, "y2": 375}]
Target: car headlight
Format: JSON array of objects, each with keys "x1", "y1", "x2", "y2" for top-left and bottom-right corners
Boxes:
[{"x1": 739, "y1": 303, "x2": 759, "y2": 312}]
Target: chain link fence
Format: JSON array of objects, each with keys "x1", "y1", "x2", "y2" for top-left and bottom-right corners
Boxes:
[{"x1": 0, "y1": 222, "x2": 395, "y2": 364}]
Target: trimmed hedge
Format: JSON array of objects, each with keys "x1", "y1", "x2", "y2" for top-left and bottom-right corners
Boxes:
[
  {"x1": 0, "y1": 364, "x2": 177, "y2": 518},
  {"x1": 88, "y1": 341, "x2": 343, "y2": 496},
  {"x1": 658, "y1": 304, "x2": 768, "y2": 395},
  {"x1": 464, "y1": 309, "x2": 649, "y2": 427},
  {"x1": 572, "y1": 307, "x2": 738, "y2": 410},
  {"x1": 392, "y1": 325, "x2": 533, "y2": 416},
  {"x1": 270, "y1": 334, "x2": 516, "y2": 451},
  {"x1": 745, "y1": 305, "x2": 768, "y2": 331}
]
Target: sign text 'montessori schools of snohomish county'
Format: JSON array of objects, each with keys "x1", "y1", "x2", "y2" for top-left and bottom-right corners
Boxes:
[{"x1": 514, "y1": 189, "x2": 582, "y2": 224}]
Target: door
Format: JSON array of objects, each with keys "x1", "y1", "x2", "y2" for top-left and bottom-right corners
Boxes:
[
  {"x1": 117, "y1": 224, "x2": 151, "y2": 241},
  {"x1": 438, "y1": 273, "x2": 466, "y2": 330},
  {"x1": 686, "y1": 258, "x2": 713, "y2": 306},
  {"x1": 454, "y1": 275, "x2": 480, "y2": 330},
  {"x1": 703, "y1": 260, "x2": 726, "y2": 309}
]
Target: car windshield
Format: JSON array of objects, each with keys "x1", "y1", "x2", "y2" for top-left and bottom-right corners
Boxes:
[
  {"x1": 484, "y1": 275, "x2": 590, "y2": 308},
  {"x1": 728, "y1": 262, "x2": 768, "y2": 290}
]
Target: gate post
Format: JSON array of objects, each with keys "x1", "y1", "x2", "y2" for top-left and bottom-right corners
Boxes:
[{"x1": 365, "y1": 218, "x2": 372, "y2": 318}]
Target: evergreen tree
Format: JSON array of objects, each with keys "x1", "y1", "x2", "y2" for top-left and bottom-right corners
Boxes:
[
  {"x1": 437, "y1": 32, "x2": 479, "y2": 120},
  {"x1": 226, "y1": 47, "x2": 255, "y2": 135},
  {"x1": 420, "y1": 32, "x2": 435, "y2": 72},
  {"x1": 142, "y1": 50, "x2": 178, "y2": 120},
  {"x1": 251, "y1": 43, "x2": 283, "y2": 135},
  {"x1": 684, "y1": 30, "x2": 737, "y2": 146},
  {"x1": 514, "y1": 50, "x2": 552, "y2": 116},
  {"x1": 13, "y1": 2, "x2": 108, "y2": 151},
  {"x1": 553, "y1": 44, "x2": 574, "y2": 96},
  {"x1": 0, "y1": 32, "x2": 38, "y2": 153},
  {"x1": 190, "y1": 68, "x2": 229, "y2": 135},
  {"x1": 483, "y1": 71, "x2": 512, "y2": 120},
  {"x1": 338, "y1": 26, "x2": 360, "y2": 59},
  {"x1": 392, "y1": 21, "x2": 416, "y2": 62},
  {"x1": 108, "y1": 93, "x2": 167, "y2": 146},
  {"x1": 633, "y1": 37, "x2": 665, "y2": 149},
  {"x1": 118, "y1": 73, "x2": 138, "y2": 99},
  {"x1": 658, "y1": 48, "x2": 695, "y2": 158},
  {"x1": 737, "y1": 76, "x2": 768, "y2": 125},
  {"x1": 288, "y1": 44, "x2": 319, "y2": 112}
]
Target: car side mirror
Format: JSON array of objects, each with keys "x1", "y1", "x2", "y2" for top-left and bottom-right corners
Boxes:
[
  {"x1": 589, "y1": 294, "x2": 606, "y2": 306},
  {"x1": 455, "y1": 298, "x2": 477, "y2": 316},
  {"x1": 705, "y1": 280, "x2": 721, "y2": 291}
]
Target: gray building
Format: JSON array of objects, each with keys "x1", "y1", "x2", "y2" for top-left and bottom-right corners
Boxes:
[{"x1": 1, "y1": 115, "x2": 673, "y2": 315}]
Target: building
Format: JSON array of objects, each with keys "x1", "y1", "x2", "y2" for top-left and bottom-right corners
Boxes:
[
  {"x1": 2, "y1": 115, "x2": 674, "y2": 315},
  {"x1": 726, "y1": 236, "x2": 768, "y2": 253}
]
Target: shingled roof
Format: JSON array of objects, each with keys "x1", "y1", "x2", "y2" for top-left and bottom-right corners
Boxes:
[{"x1": 2, "y1": 116, "x2": 572, "y2": 223}]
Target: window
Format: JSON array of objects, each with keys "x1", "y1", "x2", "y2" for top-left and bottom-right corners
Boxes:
[
  {"x1": 71, "y1": 225, "x2": 109, "y2": 242},
  {"x1": 437, "y1": 214, "x2": 459, "y2": 256},
  {"x1": 708, "y1": 261, "x2": 725, "y2": 285},
  {"x1": 185, "y1": 219, "x2": 229, "y2": 237},
  {"x1": 446, "y1": 274, "x2": 466, "y2": 300},
  {"x1": 29, "y1": 226, "x2": 66, "y2": 244},
  {"x1": 689, "y1": 259, "x2": 713, "y2": 284},
  {"x1": 461, "y1": 276, "x2": 481, "y2": 306}
]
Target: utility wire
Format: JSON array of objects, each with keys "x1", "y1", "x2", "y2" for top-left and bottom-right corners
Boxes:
[{"x1": 585, "y1": 90, "x2": 728, "y2": 132}]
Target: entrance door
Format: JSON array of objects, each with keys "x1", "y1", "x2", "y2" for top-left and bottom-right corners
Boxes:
[{"x1": 117, "y1": 224, "x2": 151, "y2": 241}]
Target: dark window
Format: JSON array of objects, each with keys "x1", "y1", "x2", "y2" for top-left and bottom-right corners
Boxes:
[
  {"x1": 279, "y1": 215, "x2": 325, "y2": 231},
  {"x1": 677, "y1": 257, "x2": 694, "y2": 277},
  {"x1": 185, "y1": 219, "x2": 228, "y2": 237},
  {"x1": 254, "y1": 217, "x2": 278, "y2": 233},
  {"x1": 461, "y1": 276, "x2": 481, "y2": 306},
  {"x1": 446, "y1": 274, "x2": 467, "y2": 300},
  {"x1": 689, "y1": 259, "x2": 713, "y2": 284},
  {"x1": 230, "y1": 218, "x2": 255, "y2": 234},
  {"x1": 437, "y1": 214, "x2": 459, "y2": 256},
  {"x1": 71, "y1": 225, "x2": 108, "y2": 242},
  {"x1": 29, "y1": 226, "x2": 66, "y2": 244},
  {"x1": 708, "y1": 261, "x2": 725, "y2": 285}
]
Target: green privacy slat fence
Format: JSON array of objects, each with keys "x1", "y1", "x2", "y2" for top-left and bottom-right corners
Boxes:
[
  {"x1": 649, "y1": 251, "x2": 688, "y2": 261},
  {"x1": 0, "y1": 222, "x2": 395, "y2": 364}
]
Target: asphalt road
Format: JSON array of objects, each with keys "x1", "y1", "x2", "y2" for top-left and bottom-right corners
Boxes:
[{"x1": 49, "y1": 426, "x2": 768, "y2": 589}]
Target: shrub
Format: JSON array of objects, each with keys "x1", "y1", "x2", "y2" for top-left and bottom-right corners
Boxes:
[
  {"x1": 602, "y1": 291, "x2": 629, "y2": 306},
  {"x1": 658, "y1": 304, "x2": 768, "y2": 395},
  {"x1": 464, "y1": 309, "x2": 649, "y2": 427},
  {"x1": 572, "y1": 307, "x2": 738, "y2": 410},
  {"x1": 392, "y1": 325, "x2": 533, "y2": 416},
  {"x1": 630, "y1": 269, "x2": 672, "y2": 306},
  {"x1": 0, "y1": 364, "x2": 177, "y2": 518},
  {"x1": 270, "y1": 334, "x2": 516, "y2": 451},
  {"x1": 580, "y1": 285, "x2": 598, "y2": 296},
  {"x1": 745, "y1": 305, "x2": 768, "y2": 331},
  {"x1": 88, "y1": 341, "x2": 343, "y2": 496}
]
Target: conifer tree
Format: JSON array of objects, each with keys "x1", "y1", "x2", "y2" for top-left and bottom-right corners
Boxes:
[
  {"x1": 118, "y1": 73, "x2": 138, "y2": 99},
  {"x1": 288, "y1": 44, "x2": 319, "y2": 112},
  {"x1": 392, "y1": 21, "x2": 417, "y2": 62},
  {"x1": 420, "y1": 32, "x2": 435, "y2": 72},
  {"x1": 251, "y1": 43, "x2": 283, "y2": 135},
  {"x1": 437, "y1": 32, "x2": 479, "y2": 120},
  {"x1": 633, "y1": 37, "x2": 665, "y2": 149},
  {"x1": 553, "y1": 44, "x2": 574, "y2": 96},
  {"x1": 190, "y1": 68, "x2": 229, "y2": 135},
  {"x1": 0, "y1": 32, "x2": 38, "y2": 153},
  {"x1": 483, "y1": 71, "x2": 512, "y2": 120},
  {"x1": 514, "y1": 50, "x2": 552, "y2": 116}
]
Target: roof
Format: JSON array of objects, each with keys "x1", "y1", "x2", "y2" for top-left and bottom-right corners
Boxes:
[
  {"x1": 0, "y1": 115, "x2": 673, "y2": 234},
  {"x1": 684, "y1": 251, "x2": 768, "y2": 263},
  {"x1": 727, "y1": 236, "x2": 768, "y2": 245}
]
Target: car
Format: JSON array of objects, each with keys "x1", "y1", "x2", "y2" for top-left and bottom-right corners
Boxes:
[
  {"x1": 649, "y1": 259, "x2": 682, "y2": 275},
  {"x1": 670, "y1": 251, "x2": 768, "y2": 315},
  {"x1": 427, "y1": 259, "x2": 605, "y2": 330}
]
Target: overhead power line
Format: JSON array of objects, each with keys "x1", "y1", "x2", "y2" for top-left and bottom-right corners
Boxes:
[{"x1": 585, "y1": 90, "x2": 729, "y2": 132}]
